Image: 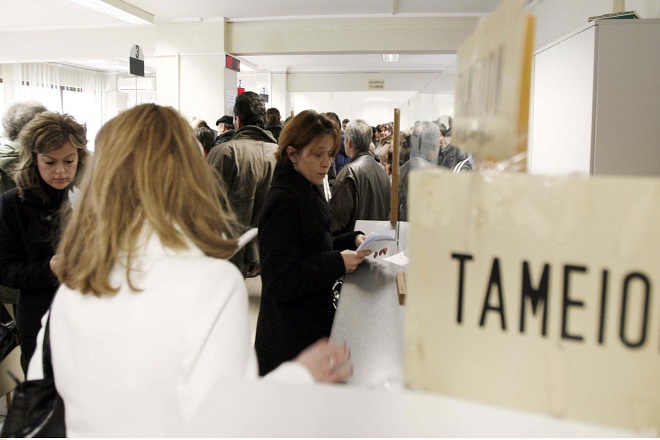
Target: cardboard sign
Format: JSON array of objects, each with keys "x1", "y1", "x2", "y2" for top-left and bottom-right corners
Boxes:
[
  {"x1": 453, "y1": 0, "x2": 534, "y2": 167},
  {"x1": 404, "y1": 169, "x2": 660, "y2": 432}
]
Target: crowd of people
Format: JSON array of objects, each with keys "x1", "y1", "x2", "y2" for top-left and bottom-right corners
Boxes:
[{"x1": 0, "y1": 95, "x2": 472, "y2": 436}]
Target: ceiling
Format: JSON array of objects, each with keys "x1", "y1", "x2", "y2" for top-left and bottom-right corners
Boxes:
[{"x1": 2, "y1": 0, "x2": 503, "y2": 74}]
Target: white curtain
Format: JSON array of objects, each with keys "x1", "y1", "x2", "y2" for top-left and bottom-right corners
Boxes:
[{"x1": 12, "y1": 63, "x2": 106, "y2": 150}]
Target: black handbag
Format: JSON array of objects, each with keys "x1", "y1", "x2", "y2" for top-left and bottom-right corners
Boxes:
[
  {"x1": 0, "y1": 305, "x2": 20, "y2": 362},
  {"x1": 1, "y1": 312, "x2": 66, "y2": 438}
]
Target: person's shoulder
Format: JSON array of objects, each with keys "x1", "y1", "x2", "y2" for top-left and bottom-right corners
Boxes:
[
  {"x1": 0, "y1": 186, "x2": 20, "y2": 204},
  {"x1": 207, "y1": 141, "x2": 235, "y2": 161},
  {"x1": 163, "y1": 253, "x2": 245, "y2": 299}
]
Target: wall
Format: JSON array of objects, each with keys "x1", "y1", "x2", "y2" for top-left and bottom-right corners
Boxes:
[{"x1": 155, "y1": 20, "x2": 227, "y2": 124}]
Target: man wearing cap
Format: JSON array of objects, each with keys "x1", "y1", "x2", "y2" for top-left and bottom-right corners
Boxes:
[
  {"x1": 213, "y1": 115, "x2": 235, "y2": 146},
  {"x1": 435, "y1": 115, "x2": 473, "y2": 171},
  {"x1": 207, "y1": 92, "x2": 278, "y2": 278}
]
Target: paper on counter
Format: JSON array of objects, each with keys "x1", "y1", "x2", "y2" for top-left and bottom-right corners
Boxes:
[
  {"x1": 383, "y1": 251, "x2": 409, "y2": 267},
  {"x1": 357, "y1": 230, "x2": 397, "y2": 251}
]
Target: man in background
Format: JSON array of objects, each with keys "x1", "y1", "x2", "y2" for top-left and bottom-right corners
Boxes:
[
  {"x1": 398, "y1": 121, "x2": 441, "y2": 221},
  {"x1": 213, "y1": 115, "x2": 235, "y2": 146},
  {"x1": 0, "y1": 101, "x2": 48, "y2": 308},
  {"x1": 436, "y1": 115, "x2": 472, "y2": 171},
  {"x1": 207, "y1": 92, "x2": 278, "y2": 277},
  {"x1": 330, "y1": 119, "x2": 391, "y2": 235}
]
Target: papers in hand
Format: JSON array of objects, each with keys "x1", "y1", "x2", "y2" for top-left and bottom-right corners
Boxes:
[
  {"x1": 237, "y1": 228, "x2": 258, "y2": 251},
  {"x1": 356, "y1": 230, "x2": 397, "y2": 252}
]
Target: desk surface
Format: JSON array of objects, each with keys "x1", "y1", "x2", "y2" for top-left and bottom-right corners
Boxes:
[
  {"x1": 330, "y1": 220, "x2": 408, "y2": 389},
  {"x1": 184, "y1": 377, "x2": 642, "y2": 437}
]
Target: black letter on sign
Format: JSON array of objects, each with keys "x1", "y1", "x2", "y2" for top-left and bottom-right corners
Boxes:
[
  {"x1": 479, "y1": 257, "x2": 506, "y2": 331},
  {"x1": 562, "y1": 265, "x2": 586, "y2": 342},
  {"x1": 452, "y1": 253, "x2": 473, "y2": 324},
  {"x1": 619, "y1": 272, "x2": 651, "y2": 349},
  {"x1": 598, "y1": 270, "x2": 609, "y2": 345},
  {"x1": 520, "y1": 261, "x2": 550, "y2": 336}
]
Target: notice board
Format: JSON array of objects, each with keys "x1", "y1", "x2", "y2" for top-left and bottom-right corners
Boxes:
[{"x1": 404, "y1": 169, "x2": 660, "y2": 432}]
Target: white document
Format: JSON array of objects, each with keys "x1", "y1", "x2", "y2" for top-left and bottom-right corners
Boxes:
[
  {"x1": 357, "y1": 230, "x2": 397, "y2": 252},
  {"x1": 237, "y1": 228, "x2": 258, "y2": 251},
  {"x1": 383, "y1": 251, "x2": 409, "y2": 267}
]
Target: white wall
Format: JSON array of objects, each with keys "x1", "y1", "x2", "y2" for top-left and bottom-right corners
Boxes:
[
  {"x1": 290, "y1": 91, "x2": 416, "y2": 125},
  {"x1": 155, "y1": 21, "x2": 227, "y2": 124}
]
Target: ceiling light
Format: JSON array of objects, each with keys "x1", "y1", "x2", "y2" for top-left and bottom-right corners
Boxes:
[
  {"x1": 66, "y1": 0, "x2": 153, "y2": 25},
  {"x1": 382, "y1": 54, "x2": 400, "y2": 62}
]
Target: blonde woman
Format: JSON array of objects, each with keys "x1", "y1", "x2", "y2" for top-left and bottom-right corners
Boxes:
[
  {"x1": 0, "y1": 111, "x2": 88, "y2": 372},
  {"x1": 27, "y1": 104, "x2": 351, "y2": 437}
]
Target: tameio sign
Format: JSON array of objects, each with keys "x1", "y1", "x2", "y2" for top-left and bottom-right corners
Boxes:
[
  {"x1": 450, "y1": 254, "x2": 654, "y2": 349},
  {"x1": 405, "y1": 170, "x2": 660, "y2": 432}
]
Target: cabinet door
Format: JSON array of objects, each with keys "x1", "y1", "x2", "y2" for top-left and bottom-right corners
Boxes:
[
  {"x1": 592, "y1": 22, "x2": 660, "y2": 176},
  {"x1": 530, "y1": 26, "x2": 596, "y2": 175}
]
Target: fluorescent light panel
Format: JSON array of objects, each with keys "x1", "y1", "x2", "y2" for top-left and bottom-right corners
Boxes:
[
  {"x1": 382, "y1": 54, "x2": 399, "y2": 62},
  {"x1": 67, "y1": 0, "x2": 154, "y2": 25}
]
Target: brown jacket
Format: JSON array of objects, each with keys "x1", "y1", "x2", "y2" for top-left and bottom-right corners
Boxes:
[{"x1": 207, "y1": 125, "x2": 278, "y2": 275}]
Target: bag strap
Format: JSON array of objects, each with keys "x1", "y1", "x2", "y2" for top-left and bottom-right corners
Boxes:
[
  {"x1": 452, "y1": 157, "x2": 471, "y2": 173},
  {"x1": 42, "y1": 311, "x2": 55, "y2": 380}
]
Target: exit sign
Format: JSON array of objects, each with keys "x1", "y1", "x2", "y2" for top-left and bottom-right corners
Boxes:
[
  {"x1": 225, "y1": 54, "x2": 240, "y2": 72},
  {"x1": 369, "y1": 80, "x2": 385, "y2": 90}
]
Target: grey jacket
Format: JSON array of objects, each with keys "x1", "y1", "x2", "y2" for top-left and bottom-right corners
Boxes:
[
  {"x1": 329, "y1": 152, "x2": 391, "y2": 235},
  {"x1": 398, "y1": 156, "x2": 437, "y2": 222}
]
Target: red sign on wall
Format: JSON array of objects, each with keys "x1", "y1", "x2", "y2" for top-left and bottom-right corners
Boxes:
[{"x1": 225, "y1": 54, "x2": 240, "y2": 72}]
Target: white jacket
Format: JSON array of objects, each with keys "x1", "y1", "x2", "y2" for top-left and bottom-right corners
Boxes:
[{"x1": 29, "y1": 232, "x2": 312, "y2": 437}]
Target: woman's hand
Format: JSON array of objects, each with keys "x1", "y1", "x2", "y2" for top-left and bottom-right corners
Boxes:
[
  {"x1": 341, "y1": 249, "x2": 371, "y2": 273},
  {"x1": 295, "y1": 338, "x2": 353, "y2": 383},
  {"x1": 354, "y1": 234, "x2": 388, "y2": 259},
  {"x1": 354, "y1": 234, "x2": 366, "y2": 249},
  {"x1": 49, "y1": 254, "x2": 61, "y2": 274}
]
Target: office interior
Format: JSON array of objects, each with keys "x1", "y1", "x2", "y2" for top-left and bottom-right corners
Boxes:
[{"x1": 1, "y1": 0, "x2": 659, "y2": 436}]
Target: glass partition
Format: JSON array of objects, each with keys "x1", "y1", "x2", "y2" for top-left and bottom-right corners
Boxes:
[{"x1": 399, "y1": 71, "x2": 456, "y2": 137}]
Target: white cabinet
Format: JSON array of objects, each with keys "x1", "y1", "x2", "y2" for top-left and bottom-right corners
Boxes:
[{"x1": 529, "y1": 19, "x2": 660, "y2": 176}]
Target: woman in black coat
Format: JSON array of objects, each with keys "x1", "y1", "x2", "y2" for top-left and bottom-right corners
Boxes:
[
  {"x1": 0, "y1": 112, "x2": 88, "y2": 371},
  {"x1": 254, "y1": 110, "x2": 383, "y2": 376}
]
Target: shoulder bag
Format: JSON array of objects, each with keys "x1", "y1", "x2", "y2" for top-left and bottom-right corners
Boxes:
[
  {"x1": 0, "y1": 312, "x2": 65, "y2": 438},
  {"x1": 0, "y1": 304, "x2": 20, "y2": 363}
]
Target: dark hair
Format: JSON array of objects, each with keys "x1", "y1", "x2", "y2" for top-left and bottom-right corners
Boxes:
[
  {"x1": 194, "y1": 126, "x2": 215, "y2": 153},
  {"x1": 266, "y1": 107, "x2": 281, "y2": 126},
  {"x1": 275, "y1": 110, "x2": 340, "y2": 166},
  {"x1": 233, "y1": 91, "x2": 266, "y2": 128},
  {"x1": 323, "y1": 112, "x2": 341, "y2": 129},
  {"x1": 342, "y1": 118, "x2": 349, "y2": 125}
]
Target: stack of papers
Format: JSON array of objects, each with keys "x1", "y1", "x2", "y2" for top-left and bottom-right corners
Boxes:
[{"x1": 357, "y1": 230, "x2": 398, "y2": 251}]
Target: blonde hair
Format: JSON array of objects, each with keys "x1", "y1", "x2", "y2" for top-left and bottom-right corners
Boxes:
[
  {"x1": 56, "y1": 104, "x2": 239, "y2": 296},
  {"x1": 14, "y1": 111, "x2": 88, "y2": 200}
]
